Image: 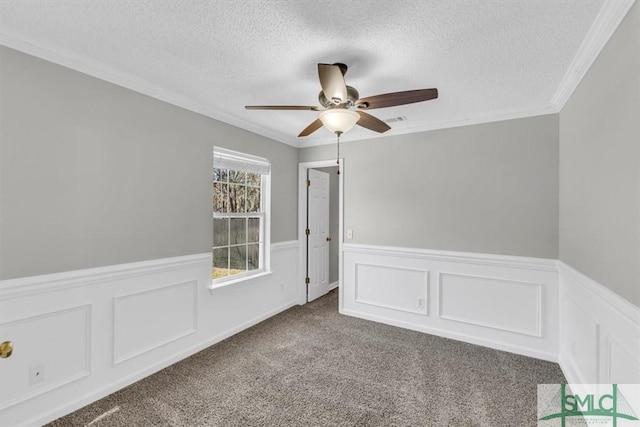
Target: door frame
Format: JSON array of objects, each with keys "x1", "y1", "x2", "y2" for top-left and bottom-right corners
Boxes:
[{"x1": 297, "y1": 159, "x2": 344, "y2": 311}]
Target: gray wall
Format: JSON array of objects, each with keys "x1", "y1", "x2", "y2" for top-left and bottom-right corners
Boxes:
[
  {"x1": 316, "y1": 166, "x2": 339, "y2": 284},
  {"x1": 559, "y1": 2, "x2": 639, "y2": 306},
  {"x1": 0, "y1": 46, "x2": 298, "y2": 280},
  {"x1": 5, "y1": 3, "x2": 637, "y2": 307},
  {"x1": 300, "y1": 115, "x2": 560, "y2": 259}
]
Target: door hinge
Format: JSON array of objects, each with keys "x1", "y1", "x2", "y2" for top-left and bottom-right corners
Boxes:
[
  {"x1": 305, "y1": 277, "x2": 310, "y2": 284},
  {"x1": 305, "y1": 228, "x2": 310, "y2": 235},
  {"x1": 306, "y1": 179, "x2": 311, "y2": 187}
]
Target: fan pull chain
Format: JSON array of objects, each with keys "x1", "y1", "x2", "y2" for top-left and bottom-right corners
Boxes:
[{"x1": 336, "y1": 131, "x2": 341, "y2": 175}]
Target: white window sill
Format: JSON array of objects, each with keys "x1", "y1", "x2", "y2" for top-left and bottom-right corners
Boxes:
[{"x1": 209, "y1": 270, "x2": 273, "y2": 291}]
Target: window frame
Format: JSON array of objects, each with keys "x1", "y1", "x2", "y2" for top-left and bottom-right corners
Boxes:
[{"x1": 212, "y1": 147, "x2": 271, "y2": 288}]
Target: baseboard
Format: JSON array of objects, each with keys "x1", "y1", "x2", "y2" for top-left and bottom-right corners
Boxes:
[
  {"x1": 206, "y1": 299, "x2": 299, "y2": 346},
  {"x1": 558, "y1": 351, "x2": 585, "y2": 385},
  {"x1": 342, "y1": 244, "x2": 640, "y2": 382},
  {"x1": 341, "y1": 244, "x2": 559, "y2": 362},
  {"x1": 341, "y1": 308, "x2": 558, "y2": 362},
  {"x1": 0, "y1": 245, "x2": 300, "y2": 427},
  {"x1": 4, "y1": 242, "x2": 637, "y2": 425},
  {"x1": 329, "y1": 281, "x2": 339, "y2": 291},
  {"x1": 29, "y1": 299, "x2": 298, "y2": 427}
]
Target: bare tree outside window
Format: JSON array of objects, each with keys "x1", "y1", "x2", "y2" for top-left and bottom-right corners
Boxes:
[{"x1": 213, "y1": 168, "x2": 263, "y2": 280}]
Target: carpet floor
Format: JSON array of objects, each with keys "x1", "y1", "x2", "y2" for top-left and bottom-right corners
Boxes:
[{"x1": 48, "y1": 290, "x2": 565, "y2": 426}]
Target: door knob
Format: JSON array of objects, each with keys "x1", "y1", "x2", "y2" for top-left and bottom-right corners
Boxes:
[
  {"x1": 0, "y1": 341, "x2": 13, "y2": 358},
  {"x1": 326, "y1": 237, "x2": 332, "y2": 241}
]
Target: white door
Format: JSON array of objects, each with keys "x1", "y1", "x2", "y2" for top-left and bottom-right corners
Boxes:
[{"x1": 307, "y1": 169, "x2": 330, "y2": 302}]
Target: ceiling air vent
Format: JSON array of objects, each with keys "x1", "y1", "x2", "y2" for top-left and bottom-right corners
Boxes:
[{"x1": 384, "y1": 116, "x2": 408, "y2": 124}]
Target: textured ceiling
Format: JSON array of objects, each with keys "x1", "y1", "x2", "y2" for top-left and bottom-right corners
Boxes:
[{"x1": 0, "y1": 1, "x2": 634, "y2": 147}]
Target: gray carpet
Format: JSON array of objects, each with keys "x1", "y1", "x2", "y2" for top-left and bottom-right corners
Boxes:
[{"x1": 48, "y1": 290, "x2": 565, "y2": 426}]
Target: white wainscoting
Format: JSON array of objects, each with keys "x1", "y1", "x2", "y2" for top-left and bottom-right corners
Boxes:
[
  {"x1": 342, "y1": 244, "x2": 560, "y2": 362},
  {"x1": 0, "y1": 240, "x2": 298, "y2": 427},
  {"x1": 558, "y1": 262, "x2": 640, "y2": 384},
  {"x1": 0, "y1": 305, "x2": 91, "y2": 412},
  {"x1": 438, "y1": 273, "x2": 542, "y2": 337},
  {"x1": 113, "y1": 280, "x2": 198, "y2": 364},
  {"x1": 343, "y1": 244, "x2": 640, "y2": 383},
  {"x1": 2, "y1": 240, "x2": 636, "y2": 426},
  {"x1": 355, "y1": 263, "x2": 429, "y2": 315}
]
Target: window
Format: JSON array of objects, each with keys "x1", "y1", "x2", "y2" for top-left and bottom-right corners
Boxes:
[{"x1": 213, "y1": 147, "x2": 270, "y2": 284}]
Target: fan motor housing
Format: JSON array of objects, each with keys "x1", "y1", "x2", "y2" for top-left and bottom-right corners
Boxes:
[{"x1": 319, "y1": 86, "x2": 360, "y2": 108}]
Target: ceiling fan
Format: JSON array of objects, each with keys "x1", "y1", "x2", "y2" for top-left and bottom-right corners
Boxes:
[{"x1": 245, "y1": 63, "x2": 438, "y2": 137}]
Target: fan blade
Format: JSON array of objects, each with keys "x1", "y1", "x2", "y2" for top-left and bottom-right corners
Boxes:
[
  {"x1": 298, "y1": 119, "x2": 324, "y2": 137},
  {"x1": 356, "y1": 88, "x2": 438, "y2": 110},
  {"x1": 318, "y1": 64, "x2": 348, "y2": 104},
  {"x1": 245, "y1": 105, "x2": 323, "y2": 111},
  {"x1": 357, "y1": 111, "x2": 391, "y2": 133}
]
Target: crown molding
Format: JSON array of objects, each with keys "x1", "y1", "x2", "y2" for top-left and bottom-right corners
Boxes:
[
  {"x1": 0, "y1": 31, "x2": 561, "y2": 150},
  {"x1": 551, "y1": 0, "x2": 636, "y2": 110},
  {"x1": 0, "y1": 32, "x2": 301, "y2": 148},
  {"x1": 2, "y1": 0, "x2": 633, "y2": 150},
  {"x1": 299, "y1": 105, "x2": 560, "y2": 148}
]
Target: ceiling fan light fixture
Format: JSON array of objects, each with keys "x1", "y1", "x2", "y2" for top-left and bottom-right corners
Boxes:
[
  {"x1": 245, "y1": 63, "x2": 438, "y2": 137},
  {"x1": 319, "y1": 109, "x2": 359, "y2": 134}
]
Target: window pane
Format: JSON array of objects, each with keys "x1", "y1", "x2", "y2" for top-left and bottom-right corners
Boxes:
[
  {"x1": 214, "y1": 182, "x2": 228, "y2": 213},
  {"x1": 229, "y1": 245, "x2": 247, "y2": 272},
  {"x1": 213, "y1": 151, "x2": 269, "y2": 283},
  {"x1": 247, "y1": 244, "x2": 260, "y2": 270},
  {"x1": 213, "y1": 218, "x2": 229, "y2": 247},
  {"x1": 246, "y1": 187, "x2": 261, "y2": 212},
  {"x1": 228, "y1": 170, "x2": 246, "y2": 184},
  {"x1": 248, "y1": 218, "x2": 260, "y2": 243},
  {"x1": 213, "y1": 168, "x2": 228, "y2": 183},
  {"x1": 212, "y1": 247, "x2": 229, "y2": 279},
  {"x1": 247, "y1": 172, "x2": 261, "y2": 187},
  {"x1": 230, "y1": 218, "x2": 246, "y2": 244},
  {"x1": 228, "y1": 184, "x2": 246, "y2": 213}
]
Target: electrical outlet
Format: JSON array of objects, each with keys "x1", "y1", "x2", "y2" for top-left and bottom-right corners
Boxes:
[
  {"x1": 29, "y1": 364, "x2": 44, "y2": 385},
  {"x1": 279, "y1": 282, "x2": 284, "y2": 292},
  {"x1": 417, "y1": 297, "x2": 424, "y2": 308},
  {"x1": 346, "y1": 229, "x2": 353, "y2": 239}
]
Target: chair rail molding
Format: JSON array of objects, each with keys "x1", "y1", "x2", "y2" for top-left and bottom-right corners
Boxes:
[
  {"x1": 0, "y1": 244, "x2": 299, "y2": 427},
  {"x1": 342, "y1": 243, "x2": 560, "y2": 362},
  {"x1": 342, "y1": 243, "x2": 640, "y2": 383},
  {"x1": 2, "y1": 241, "x2": 637, "y2": 426}
]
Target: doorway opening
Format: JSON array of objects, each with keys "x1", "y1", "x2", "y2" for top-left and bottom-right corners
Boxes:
[{"x1": 297, "y1": 159, "x2": 344, "y2": 310}]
